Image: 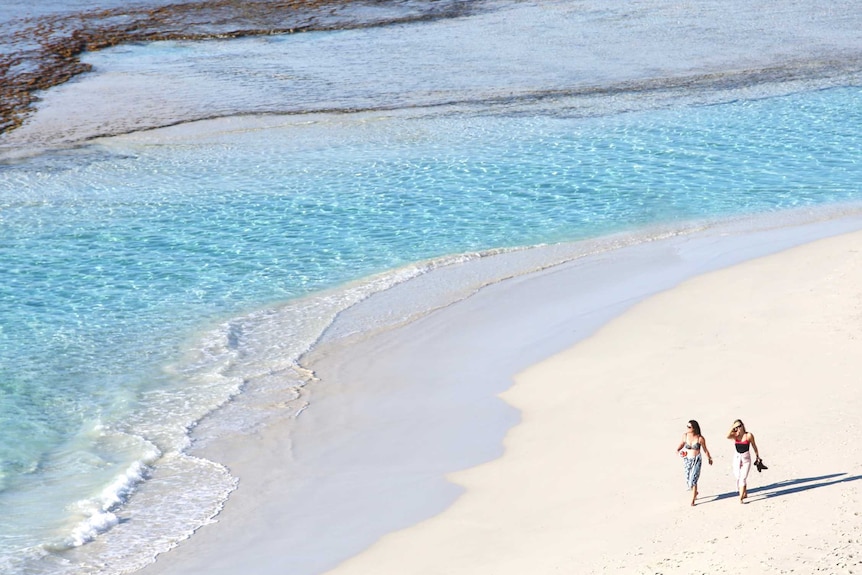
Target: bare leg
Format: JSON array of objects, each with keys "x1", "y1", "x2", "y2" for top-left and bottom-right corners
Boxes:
[{"x1": 691, "y1": 485, "x2": 698, "y2": 506}]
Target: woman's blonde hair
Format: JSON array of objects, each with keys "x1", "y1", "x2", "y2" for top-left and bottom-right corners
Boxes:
[{"x1": 732, "y1": 419, "x2": 745, "y2": 433}]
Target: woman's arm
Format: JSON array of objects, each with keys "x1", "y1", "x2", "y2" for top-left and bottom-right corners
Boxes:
[
  {"x1": 700, "y1": 436, "x2": 713, "y2": 465},
  {"x1": 676, "y1": 435, "x2": 686, "y2": 452},
  {"x1": 748, "y1": 433, "x2": 760, "y2": 459}
]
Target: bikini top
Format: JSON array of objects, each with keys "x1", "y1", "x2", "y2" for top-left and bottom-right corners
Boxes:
[
  {"x1": 735, "y1": 440, "x2": 750, "y2": 453},
  {"x1": 684, "y1": 440, "x2": 701, "y2": 450}
]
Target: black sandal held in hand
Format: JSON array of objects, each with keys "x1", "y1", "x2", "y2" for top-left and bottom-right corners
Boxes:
[{"x1": 754, "y1": 458, "x2": 768, "y2": 472}]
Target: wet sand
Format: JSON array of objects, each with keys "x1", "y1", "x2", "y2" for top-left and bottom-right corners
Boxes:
[
  {"x1": 319, "y1": 223, "x2": 862, "y2": 575},
  {"x1": 138, "y1": 211, "x2": 862, "y2": 575}
]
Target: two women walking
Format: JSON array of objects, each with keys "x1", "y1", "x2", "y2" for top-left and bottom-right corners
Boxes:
[{"x1": 675, "y1": 418, "x2": 764, "y2": 506}]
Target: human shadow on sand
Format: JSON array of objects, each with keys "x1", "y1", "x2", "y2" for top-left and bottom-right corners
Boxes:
[{"x1": 703, "y1": 472, "x2": 862, "y2": 504}]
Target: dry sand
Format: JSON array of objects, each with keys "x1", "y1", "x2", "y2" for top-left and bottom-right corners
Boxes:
[
  {"x1": 138, "y1": 215, "x2": 862, "y2": 575},
  {"x1": 321, "y1": 229, "x2": 862, "y2": 575}
]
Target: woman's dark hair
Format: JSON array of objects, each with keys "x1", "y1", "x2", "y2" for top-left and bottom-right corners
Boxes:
[{"x1": 688, "y1": 420, "x2": 702, "y2": 435}]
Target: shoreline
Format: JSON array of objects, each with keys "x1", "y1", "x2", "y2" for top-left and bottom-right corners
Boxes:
[
  {"x1": 137, "y1": 209, "x2": 862, "y2": 575},
  {"x1": 3, "y1": 1, "x2": 862, "y2": 572},
  {"x1": 322, "y1": 224, "x2": 862, "y2": 574}
]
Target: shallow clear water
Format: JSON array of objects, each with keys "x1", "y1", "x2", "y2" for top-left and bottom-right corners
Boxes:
[
  {"x1": 3, "y1": 85, "x2": 862, "y2": 571},
  {"x1": 1, "y1": 0, "x2": 862, "y2": 573}
]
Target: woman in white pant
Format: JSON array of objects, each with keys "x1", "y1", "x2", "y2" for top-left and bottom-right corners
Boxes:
[{"x1": 727, "y1": 419, "x2": 761, "y2": 503}]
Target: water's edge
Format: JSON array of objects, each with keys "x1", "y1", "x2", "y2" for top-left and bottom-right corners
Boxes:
[{"x1": 140, "y1": 204, "x2": 862, "y2": 575}]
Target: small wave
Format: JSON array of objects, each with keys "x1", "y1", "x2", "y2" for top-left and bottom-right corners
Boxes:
[
  {"x1": 57, "y1": 459, "x2": 152, "y2": 549},
  {"x1": 12, "y1": 450, "x2": 238, "y2": 575},
  {"x1": 62, "y1": 511, "x2": 120, "y2": 550}
]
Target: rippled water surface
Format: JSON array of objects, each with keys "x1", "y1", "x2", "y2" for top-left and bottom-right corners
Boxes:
[{"x1": 1, "y1": 1, "x2": 862, "y2": 573}]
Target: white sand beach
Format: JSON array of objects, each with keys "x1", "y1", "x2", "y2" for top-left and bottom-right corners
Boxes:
[
  {"x1": 5, "y1": 1, "x2": 862, "y2": 573},
  {"x1": 138, "y1": 213, "x2": 862, "y2": 575},
  {"x1": 318, "y1": 227, "x2": 862, "y2": 575}
]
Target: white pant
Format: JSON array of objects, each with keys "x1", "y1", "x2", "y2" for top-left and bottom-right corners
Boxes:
[{"x1": 733, "y1": 451, "x2": 752, "y2": 490}]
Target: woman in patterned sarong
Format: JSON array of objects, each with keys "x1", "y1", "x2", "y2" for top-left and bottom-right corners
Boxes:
[{"x1": 675, "y1": 419, "x2": 713, "y2": 506}]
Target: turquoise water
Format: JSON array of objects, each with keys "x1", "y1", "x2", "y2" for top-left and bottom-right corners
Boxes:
[
  {"x1": 1, "y1": 0, "x2": 862, "y2": 572},
  {"x1": 2, "y1": 88, "x2": 862, "y2": 571}
]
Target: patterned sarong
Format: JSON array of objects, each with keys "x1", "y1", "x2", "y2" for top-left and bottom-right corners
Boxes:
[{"x1": 683, "y1": 454, "x2": 702, "y2": 488}]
